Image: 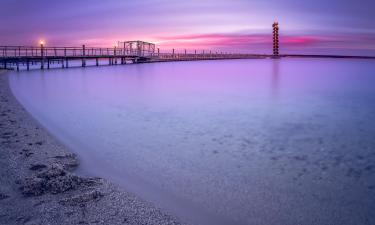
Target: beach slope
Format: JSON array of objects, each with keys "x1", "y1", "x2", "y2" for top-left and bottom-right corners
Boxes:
[{"x1": 0, "y1": 71, "x2": 183, "y2": 225}]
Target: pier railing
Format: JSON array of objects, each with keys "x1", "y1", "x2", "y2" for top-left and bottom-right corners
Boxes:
[
  {"x1": 0, "y1": 46, "x2": 264, "y2": 59},
  {"x1": 154, "y1": 52, "x2": 262, "y2": 60},
  {"x1": 0, "y1": 46, "x2": 152, "y2": 58}
]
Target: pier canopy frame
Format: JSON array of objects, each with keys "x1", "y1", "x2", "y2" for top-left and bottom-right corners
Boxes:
[{"x1": 117, "y1": 41, "x2": 155, "y2": 57}]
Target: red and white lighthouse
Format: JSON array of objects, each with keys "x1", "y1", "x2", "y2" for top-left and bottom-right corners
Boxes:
[{"x1": 272, "y1": 22, "x2": 279, "y2": 56}]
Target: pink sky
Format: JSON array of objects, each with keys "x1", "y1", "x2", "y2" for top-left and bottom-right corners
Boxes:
[{"x1": 1, "y1": 0, "x2": 375, "y2": 56}]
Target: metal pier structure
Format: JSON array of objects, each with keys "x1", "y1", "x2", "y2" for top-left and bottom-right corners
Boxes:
[{"x1": 0, "y1": 40, "x2": 267, "y2": 71}]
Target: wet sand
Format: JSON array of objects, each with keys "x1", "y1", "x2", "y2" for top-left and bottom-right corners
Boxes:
[{"x1": 0, "y1": 70, "x2": 183, "y2": 225}]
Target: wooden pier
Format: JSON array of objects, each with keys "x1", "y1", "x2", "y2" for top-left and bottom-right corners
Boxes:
[{"x1": 0, "y1": 43, "x2": 267, "y2": 71}]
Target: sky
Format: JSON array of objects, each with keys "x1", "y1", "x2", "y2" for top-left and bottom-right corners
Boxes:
[{"x1": 1, "y1": 0, "x2": 375, "y2": 55}]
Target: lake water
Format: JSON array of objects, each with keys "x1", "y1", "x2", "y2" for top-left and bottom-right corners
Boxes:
[{"x1": 9, "y1": 58, "x2": 375, "y2": 225}]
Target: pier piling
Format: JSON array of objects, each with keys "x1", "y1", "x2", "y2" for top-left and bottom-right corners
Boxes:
[
  {"x1": 82, "y1": 45, "x2": 86, "y2": 67},
  {"x1": 40, "y1": 43, "x2": 44, "y2": 70}
]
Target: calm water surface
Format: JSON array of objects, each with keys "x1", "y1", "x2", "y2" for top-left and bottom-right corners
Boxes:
[{"x1": 9, "y1": 59, "x2": 375, "y2": 225}]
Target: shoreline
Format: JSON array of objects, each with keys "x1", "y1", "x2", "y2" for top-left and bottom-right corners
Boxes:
[{"x1": 0, "y1": 70, "x2": 183, "y2": 224}]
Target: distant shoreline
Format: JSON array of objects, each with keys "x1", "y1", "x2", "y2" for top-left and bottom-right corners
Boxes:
[{"x1": 281, "y1": 54, "x2": 375, "y2": 59}]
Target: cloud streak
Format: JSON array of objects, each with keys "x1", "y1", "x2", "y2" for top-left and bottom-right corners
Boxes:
[{"x1": 154, "y1": 32, "x2": 375, "y2": 55}]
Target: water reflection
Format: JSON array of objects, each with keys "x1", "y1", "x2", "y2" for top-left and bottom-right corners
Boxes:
[
  {"x1": 271, "y1": 59, "x2": 280, "y2": 99},
  {"x1": 10, "y1": 59, "x2": 375, "y2": 225}
]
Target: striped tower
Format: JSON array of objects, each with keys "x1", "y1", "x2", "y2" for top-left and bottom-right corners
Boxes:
[{"x1": 272, "y1": 22, "x2": 279, "y2": 56}]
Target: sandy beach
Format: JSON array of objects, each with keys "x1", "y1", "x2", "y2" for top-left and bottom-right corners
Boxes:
[{"x1": 0, "y1": 70, "x2": 183, "y2": 225}]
